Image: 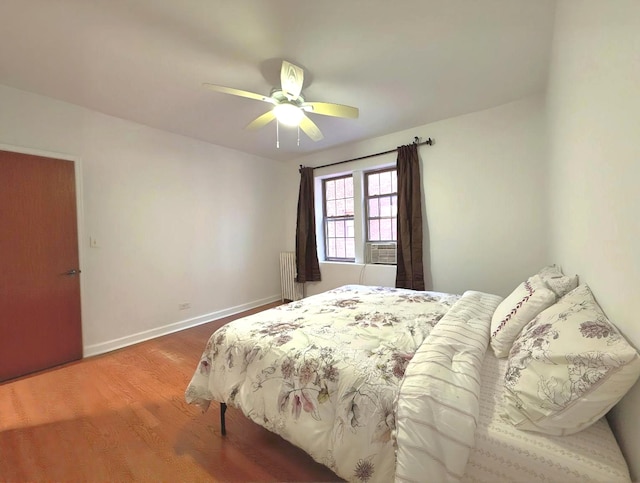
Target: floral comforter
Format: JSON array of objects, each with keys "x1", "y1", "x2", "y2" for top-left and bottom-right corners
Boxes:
[{"x1": 185, "y1": 285, "x2": 502, "y2": 482}]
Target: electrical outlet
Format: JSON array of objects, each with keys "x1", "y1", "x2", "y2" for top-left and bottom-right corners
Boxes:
[{"x1": 178, "y1": 303, "x2": 191, "y2": 310}]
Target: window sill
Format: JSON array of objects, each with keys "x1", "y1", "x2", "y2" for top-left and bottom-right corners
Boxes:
[{"x1": 320, "y1": 260, "x2": 357, "y2": 266}]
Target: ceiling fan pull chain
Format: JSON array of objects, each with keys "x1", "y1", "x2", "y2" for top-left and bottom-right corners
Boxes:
[
  {"x1": 297, "y1": 125, "x2": 300, "y2": 146},
  {"x1": 276, "y1": 119, "x2": 280, "y2": 149}
]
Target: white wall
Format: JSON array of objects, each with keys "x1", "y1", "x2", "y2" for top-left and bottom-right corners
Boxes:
[
  {"x1": 285, "y1": 96, "x2": 550, "y2": 298},
  {"x1": 546, "y1": 1, "x2": 640, "y2": 478},
  {"x1": 0, "y1": 84, "x2": 286, "y2": 355}
]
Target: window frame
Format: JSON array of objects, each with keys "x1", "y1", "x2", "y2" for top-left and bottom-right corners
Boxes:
[
  {"x1": 364, "y1": 167, "x2": 398, "y2": 243},
  {"x1": 322, "y1": 174, "x2": 355, "y2": 262}
]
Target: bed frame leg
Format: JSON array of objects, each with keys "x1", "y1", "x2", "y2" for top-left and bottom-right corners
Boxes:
[{"x1": 220, "y1": 402, "x2": 227, "y2": 436}]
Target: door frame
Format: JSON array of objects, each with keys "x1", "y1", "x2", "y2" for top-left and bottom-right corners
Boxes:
[{"x1": 0, "y1": 143, "x2": 87, "y2": 355}]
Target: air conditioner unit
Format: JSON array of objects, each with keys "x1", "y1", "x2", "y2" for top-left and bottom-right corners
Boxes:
[{"x1": 368, "y1": 243, "x2": 397, "y2": 265}]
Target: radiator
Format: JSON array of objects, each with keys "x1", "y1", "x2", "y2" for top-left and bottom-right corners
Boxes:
[{"x1": 279, "y1": 252, "x2": 304, "y2": 302}]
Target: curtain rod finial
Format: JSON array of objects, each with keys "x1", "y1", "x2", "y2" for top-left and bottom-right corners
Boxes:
[{"x1": 413, "y1": 136, "x2": 420, "y2": 144}]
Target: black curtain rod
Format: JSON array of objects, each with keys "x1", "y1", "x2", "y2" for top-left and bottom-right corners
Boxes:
[{"x1": 300, "y1": 136, "x2": 433, "y2": 172}]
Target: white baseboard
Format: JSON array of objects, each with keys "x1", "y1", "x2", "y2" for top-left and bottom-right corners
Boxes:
[{"x1": 83, "y1": 294, "x2": 281, "y2": 358}]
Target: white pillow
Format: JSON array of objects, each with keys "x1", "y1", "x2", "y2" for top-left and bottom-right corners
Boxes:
[
  {"x1": 537, "y1": 264, "x2": 578, "y2": 298},
  {"x1": 502, "y1": 284, "x2": 640, "y2": 436},
  {"x1": 490, "y1": 274, "x2": 557, "y2": 358}
]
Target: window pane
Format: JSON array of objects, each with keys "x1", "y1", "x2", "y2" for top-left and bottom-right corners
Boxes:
[
  {"x1": 391, "y1": 195, "x2": 397, "y2": 216},
  {"x1": 327, "y1": 220, "x2": 335, "y2": 237},
  {"x1": 327, "y1": 200, "x2": 336, "y2": 217},
  {"x1": 345, "y1": 177, "x2": 353, "y2": 197},
  {"x1": 326, "y1": 180, "x2": 335, "y2": 200},
  {"x1": 328, "y1": 238, "x2": 336, "y2": 258},
  {"x1": 368, "y1": 173, "x2": 380, "y2": 196},
  {"x1": 380, "y1": 196, "x2": 391, "y2": 217},
  {"x1": 345, "y1": 239, "x2": 355, "y2": 259},
  {"x1": 392, "y1": 222, "x2": 397, "y2": 240},
  {"x1": 380, "y1": 218, "x2": 393, "y2": 240},
  {"x1": 369, "y1": 198, "x2": 379, "y2": 217},
  {"x1": 369, "y1": 219, "x2": 380, "y2": 241},
  {"x1": 336, "y1": 178, "x2": 345, "y2": 198},
  {"x1": 335, "y1": 198, "x2": 345, "y2": 216},
  {"x1": 345, "y1": 198, "x2": 354, "y2": 215},
  {"x1": 346, "y1": 219, "x2": 354, "y2": 237},
  {"x1": 336, "y1": 238, "x2": 346, "y2": 258},
  {"x1": 336, "y1": 220, "x2": 345, "y2": 237},
  {"x1": 380, "y1": 171, "x2": 392, "y2": 194},
  {"x1": 391, "y1": 170, "x2": 397, "y2": 192}
]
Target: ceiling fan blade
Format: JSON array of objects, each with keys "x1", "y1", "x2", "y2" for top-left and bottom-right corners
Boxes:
[
  {"x1": 280, "y1": 61, "x2": 304, "y2": 99},
  {"x1": 299, "y1": 114, "x2": 324, "y2": 142},
  {"x1": 246, "y1": 110, "x2": 277, "y2": 130},
  {"x1": 302, "y1": 102, "x2": 359, "y2": 119},
  {"x1": 202, "y1": 83, "x2": 274, "y2": 103}
]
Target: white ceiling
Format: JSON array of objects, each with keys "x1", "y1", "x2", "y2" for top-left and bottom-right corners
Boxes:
[{"x1": 0, "y1": 0, "x2": 556, "y2": 161}]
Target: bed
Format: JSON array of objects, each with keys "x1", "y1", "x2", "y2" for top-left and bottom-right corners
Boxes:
[{"x1": 185, "y1": 282, "x2": 637, "y2": 482}]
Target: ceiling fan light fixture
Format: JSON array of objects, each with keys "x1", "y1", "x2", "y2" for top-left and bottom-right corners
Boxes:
[{"x1": 273, "y1": 103, "x2": 304, "y2": 127}]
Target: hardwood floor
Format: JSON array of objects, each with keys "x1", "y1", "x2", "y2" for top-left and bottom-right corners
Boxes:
[{"x1": 0, "y1": 303, "x2": 342, "y2": 482}]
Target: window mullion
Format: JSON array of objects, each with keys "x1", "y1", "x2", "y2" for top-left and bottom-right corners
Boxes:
[{"x1": 352, "y1": 171, "x2": 365, "y2": 263}]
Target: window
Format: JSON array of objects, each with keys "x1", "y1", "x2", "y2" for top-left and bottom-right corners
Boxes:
[
  {"x1": 323, "y1": 175, "x2": 355, "y2": 261},
  {"x1": 365, "y1": 168, "x2": 397, "y2": 242},
  {"x1": 320, "y1": 167, "x2": 397, "y2": 263}
]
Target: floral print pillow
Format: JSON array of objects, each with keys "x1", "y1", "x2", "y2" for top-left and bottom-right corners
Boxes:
[{"x1": 502, "y1": 284, "x2": 640, "y2": 436}]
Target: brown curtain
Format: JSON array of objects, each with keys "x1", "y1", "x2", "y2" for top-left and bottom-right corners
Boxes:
[
  {"x1": 295, "y1": 167, "x2": 321, "y2": 282},
  {"x1": 395, "y1": 144, "x2": 425, "y2": 290}
]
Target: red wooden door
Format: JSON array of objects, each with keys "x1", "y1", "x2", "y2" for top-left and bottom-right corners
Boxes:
[{"x1": 0, "y1": 149, "x2": 82, "y2": 381}]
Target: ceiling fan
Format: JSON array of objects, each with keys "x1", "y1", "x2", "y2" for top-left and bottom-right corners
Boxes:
[{"x1": 203, "y1": 60, "x2": 359, "y2": 143}]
